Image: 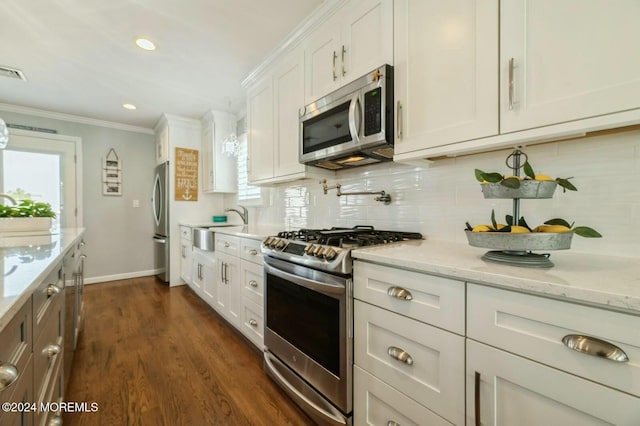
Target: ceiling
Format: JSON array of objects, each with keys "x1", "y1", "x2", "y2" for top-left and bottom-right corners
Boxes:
[{"x1": 0, "y1": 0, "x2": 323, "y2": 129}]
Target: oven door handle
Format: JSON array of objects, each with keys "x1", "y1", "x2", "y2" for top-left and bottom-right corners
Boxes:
[{"x1": 264, "y1": 262, "x2": 346, "y2": 296}]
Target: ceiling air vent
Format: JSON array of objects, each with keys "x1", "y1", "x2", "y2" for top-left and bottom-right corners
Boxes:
[{"x1": 0, "y1": 65, "x2": 27, "y2": 81}]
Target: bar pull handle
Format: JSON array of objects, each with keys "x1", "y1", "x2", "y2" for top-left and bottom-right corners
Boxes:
[
  {"x1": 396, "y1": 101, "x2": 403, "y2": 140},
  {"x1": 341, "y1": 45, "x2": 346, "y2": 76},
  {"x1": 508, "y1": 57, "x2": 516, "y2": 110},
  {"x1": 387, "y1": 346, "x2": 413, "y2": 365},
  {"x1": 474, "y1": 371, "x2": 481, "y2": 426},
  {"x1": 562, "y1": 334, "x2": 629, "y2": 362},
  {"x1": 387, "y1": 286, "x2": 413, "y2": 301},
  {"x1": 332, "y1": 51, "x2": 338, "y2": 81}
]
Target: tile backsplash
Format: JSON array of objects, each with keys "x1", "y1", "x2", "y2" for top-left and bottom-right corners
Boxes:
[{"x1": 253, "y1": 127, "x2": 640, "y2": 258}]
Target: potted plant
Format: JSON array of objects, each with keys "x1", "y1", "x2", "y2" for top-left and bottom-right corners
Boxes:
[{"x1": 0, "y1": 199, "x2": 56, "y2": 233}]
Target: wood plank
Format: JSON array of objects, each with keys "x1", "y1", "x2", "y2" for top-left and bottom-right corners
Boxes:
[{"x1": 64, "y1": 276, "x2": 313, "y2": 425}]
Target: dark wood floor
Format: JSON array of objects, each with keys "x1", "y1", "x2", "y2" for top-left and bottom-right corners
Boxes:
[{"x1": 64, "y1": 276, "x2": 313, "y2": 426}]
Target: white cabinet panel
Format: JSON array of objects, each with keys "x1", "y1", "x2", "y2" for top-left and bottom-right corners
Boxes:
[
  {"x1": 215, "y1": 251, "x2": 241, "y2": 328},
  {"x1": 247, "y1": 77, "x2": 274, "y2": 183},
  {"x1": 201, "y1": 111, "x2": 237, "y2": 193},
  {"x1": 304, "y1": 19, "x2": 342, "y2": 104},
  {"x1": 467, "y1": 340, "x2": 640, "y2": 426},
  {"x1": 500, "y1": 0, "x2": 640, "y2": 133},
  {"x1": 354, "y1": 300, "x2": 465, "y2": 425},
  {"x1": 393, "y1": 0, "x2": 498, "y2": 155},
  {"x1": 240, "y1": 260, "x2": 263, "y2": 306}
]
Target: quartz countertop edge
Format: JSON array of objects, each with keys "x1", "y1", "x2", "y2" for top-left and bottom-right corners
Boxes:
[
  {"x1": 351, "y1": 240, "x2": 640, "y2": 315},
  {"x1": 178, "y1": 222, "x2": 279, "y2": 241},
  {"x1": 0, "y1": 228, "x2": 85, "y2": 331}
]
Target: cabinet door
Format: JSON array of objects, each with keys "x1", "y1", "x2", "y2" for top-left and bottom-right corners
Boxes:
[
  {"x1": 211, "y1": 112, "x2": 238, "y2": 193},
  {"x1": 191, "y1": 258, "x2": 203, "y2": 295},
  {"x1": 201, "y1": 123, "x2": 214, "y2": 193},
  {"x1": 467, "y1": 340, "x2": 640, "y2": 426},
  {"x1": 155, "y1": 124, "x2": 169, "y2": 165},
  {"x1": 501, "y1": 0, "x2": 640, "y2": 133},
  {"x1": 215, "y1": 252, "x2": 241, "y2": 327},
  {"x1": 394, "y1": 0, "x2": 498, "y2": 155},
  {"x1": 273, "y1": 51, "x2": 306, "y2": 178},
  {"x1": 180, "y1": 239, "x2": 192, "y2": 284},
  {"x1": 247, "y1": 77, "x2": 274, "y2": 182},
  {"x1": 340, "y1": 0, "x2": 393, "y2": 85},
  {"x1": 304, "y1": 18, "x2": 342, "y2": 103},
  {"x1": 201, "y1": 258, "x2": 217, "y2": 306}
]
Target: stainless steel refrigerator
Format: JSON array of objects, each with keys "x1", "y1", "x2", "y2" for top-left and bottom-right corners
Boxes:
[{"x1": 153, "y1": 161, "x2": 170, "y2": 282}]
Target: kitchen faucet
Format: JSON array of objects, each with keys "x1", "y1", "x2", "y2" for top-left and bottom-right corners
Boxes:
[
  {"x1": 225, "y1": 205, "x2": 248, "y2": 225},
  {"x1": 0, "y1": 194, "x2": 17, "y2": 205}
]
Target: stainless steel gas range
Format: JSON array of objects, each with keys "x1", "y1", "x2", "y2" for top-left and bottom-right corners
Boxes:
[{"x1": 261, "y1": 226, "x2": 422, "y2": 425}]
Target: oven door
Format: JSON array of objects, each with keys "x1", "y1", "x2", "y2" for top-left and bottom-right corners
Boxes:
[{"x1": 263, "y1": 256, "x2": 352, "y2": 422}]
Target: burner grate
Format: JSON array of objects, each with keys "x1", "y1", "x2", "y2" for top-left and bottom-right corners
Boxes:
[{"x1": 276, "y1": 226, "x2": 422, "y2": 248}]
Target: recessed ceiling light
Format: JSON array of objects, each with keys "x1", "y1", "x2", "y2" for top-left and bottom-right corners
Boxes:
[
  {"x1": 135, "y1": 38, "x2": 156, "y2": 51},
  {"x1": 122, "y1": 103, "x2": 137, "y2": 110}
]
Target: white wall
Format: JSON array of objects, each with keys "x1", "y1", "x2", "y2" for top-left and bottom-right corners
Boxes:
[
  {"x1": 252, "y1": 127, "x2": 640, "y2": 258},
  {"x1": 0, "y1": 107, "x2": 157, "y2": 281}
]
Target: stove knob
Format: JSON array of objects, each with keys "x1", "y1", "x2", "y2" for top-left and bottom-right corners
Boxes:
[
  {"x1": 324, "y1": 248, "x2": 338, "y2": 261},
  {"x1": 263, "y1": 237, "x2": 273, "y2": 247},
  {"x1": 275, "y1": 239, "x2": 286, "y2": 250},
  {"x1": 315, "y1": 247, "x2": 328, "y2": 258},
  {"x1": 304, "y1": 244, "x2": 315, "y2": 255}
]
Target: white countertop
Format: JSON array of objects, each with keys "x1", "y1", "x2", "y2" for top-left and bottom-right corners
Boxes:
[
  {"x1": 0, "y1": 228, "x2": 85, "y2": 331},
  {"x1": 352, "y1": 240, "x2": 640, "y2": 315},
  {"x1": 179, "y1": 221, "x2": 280, "y2": 241}
]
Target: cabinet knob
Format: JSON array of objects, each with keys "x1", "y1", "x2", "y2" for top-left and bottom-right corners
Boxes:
[
  {"x1": 43, "y1": 343, "x2": 62, "y2": 360},
  {"x1": 48, "y1": 415, "x2": 63, "y2": 426},
  {"x1": 387, "y1": 286, "x2": 413, "y2": 301},
  {"x1": 249, "y1": 319, "x2": 258, "y2": 327},
  {"x1": 224, "y1": 242, "x2": 230, "y2": 248},
  {"x1": 387, "y1": 422, "x2": 400, "y2": 426},
  {"x1": 387, "y1": 346, "x2": 413, "y2": 365},
  {"x1": 249, "y1": 280, "x2": 258, "y2": 288},
  {"x1": 47, "y1": 284, "x2": 62, "y2": 297},
  {"x1": 249, "y1": 249, "x2": 258, "y2": 256},
  {"x1": 0, "y1": 362, "x2": 19, "y2": 391},
  {"x1": 562, "y1": 334, "x2": 629, "y2": 362}
]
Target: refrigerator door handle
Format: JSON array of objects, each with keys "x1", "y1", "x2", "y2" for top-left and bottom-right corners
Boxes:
[{"x1": 152, "y1": 173, "x2": 162, "y2": 227}]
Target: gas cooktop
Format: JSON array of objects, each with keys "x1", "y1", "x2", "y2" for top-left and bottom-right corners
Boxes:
[{"x1": 262, "y1": 226, "x2": 422, "y2": 275}]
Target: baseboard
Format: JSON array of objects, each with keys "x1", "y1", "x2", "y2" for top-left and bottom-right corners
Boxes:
[{"x1": 84, "y1": 269, "x2": 162, "y2": 285}]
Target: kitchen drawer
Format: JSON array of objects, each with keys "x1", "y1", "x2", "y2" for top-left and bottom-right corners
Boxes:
[
  {"x1": 0, "y1": 353, "x2": 33, "y2": 426},
  {"x1": 354, "y1": 300, "x2": 465, "y2": 425},
  {"x1": 354, "y1": 366, "x2": 453, "y2": 426},
  {"x1": 240, "y1": 260, "x2": 264, "y2": 306},
  {"x1": 32, "y1": 263, "x2": 64, "y2": 340},
  {"x1": 180, "y1": 225, "x2": 192, "y2": 241},
  {"x1": 467, "y1": 283, "x2": 640, "y2": 397},
  {"x1": 353, "y1": 260, "x2": 465, "y2": 335},
  {"x1": 0, "y1": 299, "x2": 32, "y2": 393},
  {"x1": 240, "y1": 297, "x2": 263, "y2": 349},
  {"x1": 240, "y1": 238, "x2": 263, "y2": 265},
  {"x1": 215, "y1": 233, "x2": 240, "y2": 257},
  {"x1": 33, "y1": 292, "x2": 64, "y2": 402}
]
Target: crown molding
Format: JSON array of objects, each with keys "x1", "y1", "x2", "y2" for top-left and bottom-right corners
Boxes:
[
  {"x1": 241, "y1": 0, "x2": 349, "y2": 88},
  {"x1": 0, "y1": 102, "x2": 154, "y2": 135}
]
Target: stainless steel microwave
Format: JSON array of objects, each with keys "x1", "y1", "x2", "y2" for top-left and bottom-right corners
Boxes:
[{"x1": 299, "y1": 64, "x2": 393, "y2": 170}]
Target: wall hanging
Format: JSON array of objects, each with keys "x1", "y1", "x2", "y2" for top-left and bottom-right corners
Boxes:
[
  {"x1": 102, "y1": 148, "x2": 122, "y2": 196},
  {"x1": 175, "y1": 147, "x2": 198, "y2": 201}
]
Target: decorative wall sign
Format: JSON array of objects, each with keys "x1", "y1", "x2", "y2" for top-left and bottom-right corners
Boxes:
[
  {"x1": 175, "y1": 147, "x2": 198, "y2": 201},
  {"x1": 102, "y1": 148, "x2": 122, "y2": 196}
]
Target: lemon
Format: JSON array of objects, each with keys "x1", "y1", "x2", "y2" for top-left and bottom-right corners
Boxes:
[
  {"x1": 510, "y1": 226, "x2": 530, "y2": 233},
  {"x1": 535, "y1": 174, "x2": 554, "y2": 181},
  {"x1": 503, "y1": 175, "x2": 523, "y2": 181},
  {"x1": 533, "y1": 224, "x2": 571, "y2": 233},
  {"x1": 494, "y1": 224, "x2": 507, "y2": 230},
  {"x1": 472, "y1": 225, "x2": 492, "y2": 232}
]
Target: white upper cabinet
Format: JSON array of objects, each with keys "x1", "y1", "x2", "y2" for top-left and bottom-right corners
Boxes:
[
  {"x1": 247, "y1": 76, "x2": 275, "y2": 183},
  {"x1": 155, "y1": 124, "x2": 169, "y2": 165},
  {"x1": 393, "y1": 0, "x2": 498, "y2": 156},
  {"x1": 304, "y1": 0, "x2": 393, "y2": 103},
  {"x1": 201, "y1": 110, "x2": 237, "y2": 193},
  {"x1": 500, "y1": 0, "x2": 640, "y2": 133}
]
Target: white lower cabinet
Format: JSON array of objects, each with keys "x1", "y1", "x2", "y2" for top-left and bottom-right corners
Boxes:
[
  {"x1": 191, "y1": 249, "x2": 216, "y2": 304},
  {"x1": 214, "y1": 251, "x2": 241, "y2": 328},
  {"x1": 467, "y1": 339, "x2": 640, "y2": 425},
  {"x1": 238, "y1": 239, "x2": 265, "y2": 349},
  {"x1": 180, "y1": 226, "x2": 193, "y2": 285},
  {"x1": 353, "y1": 261, "x2": 466, "y2": 425},
  {"x1": 354, "y1": 366, "x2": 453, "y2": 426}
]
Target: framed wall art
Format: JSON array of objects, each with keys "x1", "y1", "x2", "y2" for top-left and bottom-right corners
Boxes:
[{"x1": 102, "y1": 148, "x2": 122, "y2": 196}]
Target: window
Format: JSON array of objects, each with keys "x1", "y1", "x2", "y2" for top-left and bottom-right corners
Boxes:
[
  {"x1": 236, "y1": 133, "x2": 263, "y2": 203},
  {"x1": 0, "y1": 129, "x2": 80, "y2": 228}
]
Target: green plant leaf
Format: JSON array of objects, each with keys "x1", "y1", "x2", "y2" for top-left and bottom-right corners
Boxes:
[
  {"x1": 523, "y1": 161, "x2": 535, "y2": 179},
  {"x1": 573, "y1": 226, "x2": 602, "y2": 238},
  {"x1": 506, "y1": 215, "x2": 513, "y2": 226},
  {"x1": 491, "y1": 209, "x2": 497, "y2": 230},
  {"x1": 518, "y1": 216, "x2": 532, "y2": 231},
  {"x1": 474, "y1": 169, "x2": 486, "y2": 182},
  {"x1": 481, "y1": 172, "x2": 503, "y2": 183},
  {"x1": 500, "y1": 177, "x2": 521, "y2": 189},
  {"x1": 556, "y1": 177, "x2": 578, "y2": 192},
  {"x1": 544, "y1": 218, "x2": 572, "y2": 228},
  {"x1": 496, "y1": 225, "x2": 512, "y2": 233},
  {"x1": 465, "y1": 222, "x2": 473, "y2": 231}
]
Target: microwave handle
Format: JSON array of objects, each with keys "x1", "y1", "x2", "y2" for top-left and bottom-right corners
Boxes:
[{"x1": 348, "y1": 93, "x2": 362, "y2": 143}]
